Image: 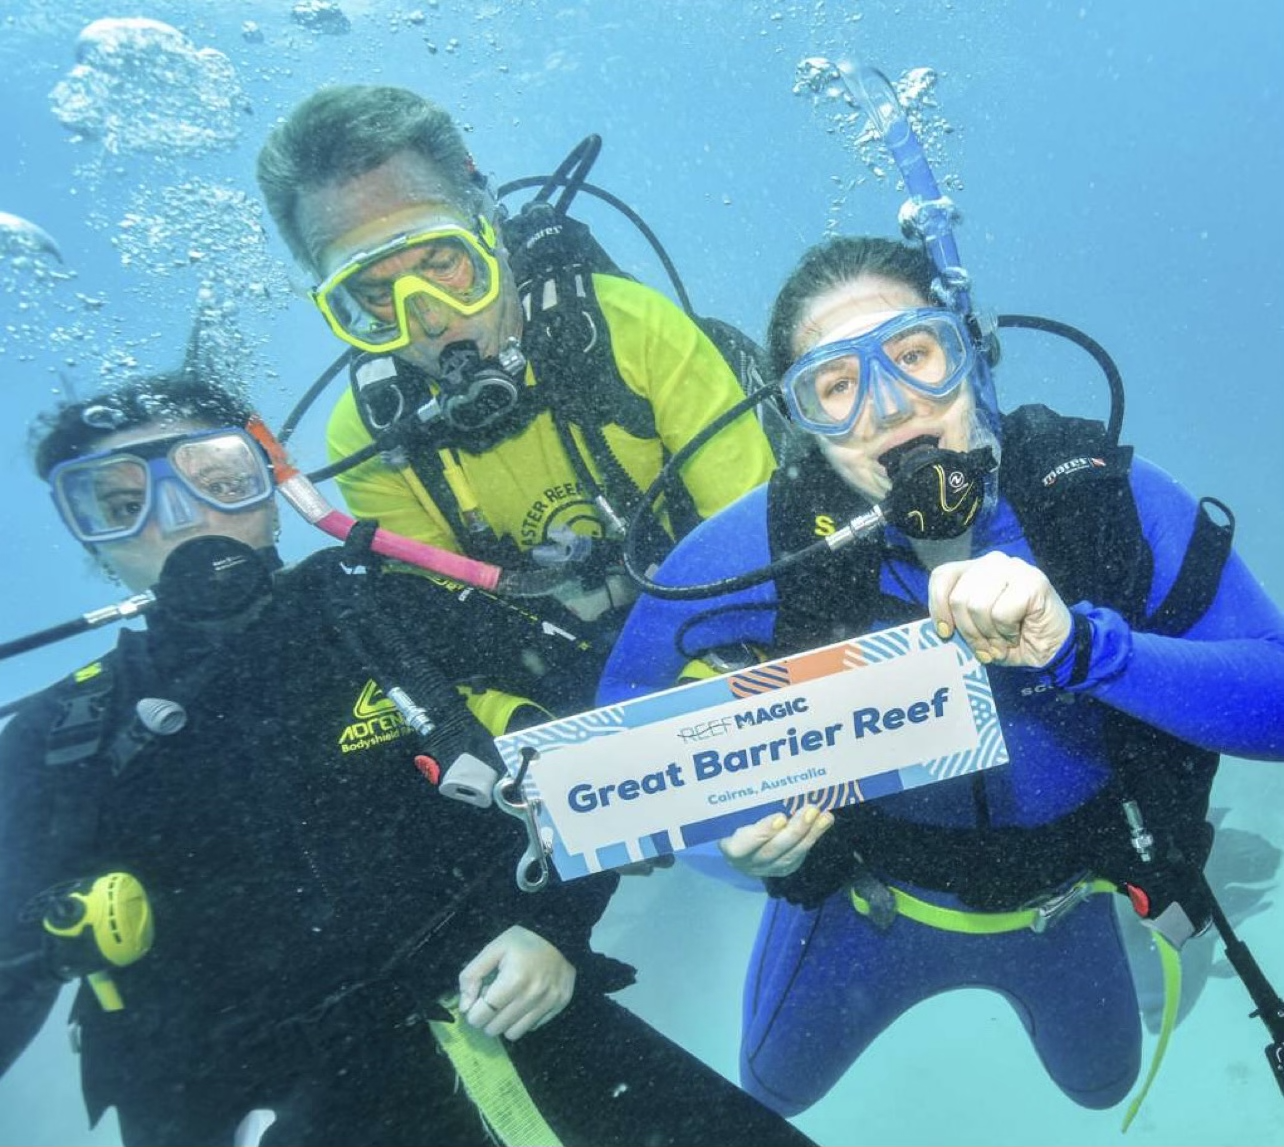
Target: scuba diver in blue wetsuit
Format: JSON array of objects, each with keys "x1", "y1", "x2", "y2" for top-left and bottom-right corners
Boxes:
[{"x1": 600, "y1": 63, "x2": 1284, "y2": 1126}]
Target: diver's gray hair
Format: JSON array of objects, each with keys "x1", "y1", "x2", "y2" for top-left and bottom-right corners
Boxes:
[{"x1": 255, "y1": 85, "x2": 487, "y2": 271}]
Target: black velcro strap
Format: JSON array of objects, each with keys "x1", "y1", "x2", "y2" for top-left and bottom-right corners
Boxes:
[
  {"x1": 342, "y1": 518, "x2": 382, "y2": 570},
  {"x1": 1067, "y1": 612, "x2": 1095, "y2": 687},
  {"x1": 1144, "y1": 497, "x2": 1235, "y2": 636}
]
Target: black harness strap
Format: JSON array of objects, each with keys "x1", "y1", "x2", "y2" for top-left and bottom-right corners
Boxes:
[
  {"x1": 1146, "y1": 496, "x2": 1235, "y2": 636},
  {"x1": 43, "y1": 664, "x2": 117, "y2": 770},
  {"x1": 512, "y1": 212, "x2": 689, "y2": 552},
  {"x1": 999, "y1": 404, "x2": 1151, "y2": 622},
  {"x1": 40, "y1": 662, "x2": 121, "y2": 859}
]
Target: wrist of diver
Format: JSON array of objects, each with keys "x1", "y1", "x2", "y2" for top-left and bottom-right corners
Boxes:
[{"x1": 1037, "y1": 604, "x2": 1134, "y2": 692}]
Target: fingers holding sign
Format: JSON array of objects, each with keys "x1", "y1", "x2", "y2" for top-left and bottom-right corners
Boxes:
[
  {"x1": 719, "y1": 805, "x2": 834, "y2": 879},
  {"x1": 928, "y1": 552, "x2": 1074, "y2": 669},
  {"x1": 458, "y1": 925, "x2": 576, "y2": 1040}
]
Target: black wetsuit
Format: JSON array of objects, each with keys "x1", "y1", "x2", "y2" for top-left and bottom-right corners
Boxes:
[{"x1": 0, "y1": 548, "x2": 813, "y2": 1147}]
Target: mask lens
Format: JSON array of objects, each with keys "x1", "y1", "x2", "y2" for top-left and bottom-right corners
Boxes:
[
  {"x1": 49, "y1": 430, "x2": 273, "y2": 544},
  {"x1": 803, "y1": 354, "x2": 863, "y2": 428},
  {"x1": 315, "y1": 221, "x2": 500, "y2": 352},
  {"x1": 170, "y1": 432, "x2": 272, "y2": 508},
  {"x1": 55, "y1": 457, "x2": 150, "y2": 541},
  {"x1": 783, "y1": 309, "x2": 973, "y2": 435},
  {"x1": 879, "y1": 313, "x2": 969, "y2": 394},
  {"x1": 399, "y1": 234, "x2": 490, "y2": 303},
  {"x1": 322, "y1": 282, "x2": 404, "y2": 349}
]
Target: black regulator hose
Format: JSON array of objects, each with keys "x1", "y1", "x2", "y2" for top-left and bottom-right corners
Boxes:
[
  {"x1": 621, "y1": 382, "x2": 996, "y2": 602},
  {"x1": 620, "y1": 387, "x2": 768, "y2": 599},
  {"x1": 278, "y1": 348, "x2": 353, "y2": 447},
  {"x1": 496, "y1": 176, "x2": 696, "y2": 317},
  {"x1": 527, "y1": 134, "x2": 602, "y2": 214},
  {"x1": 997, "y1": 314, "x2": 1124, "y2": 445}
]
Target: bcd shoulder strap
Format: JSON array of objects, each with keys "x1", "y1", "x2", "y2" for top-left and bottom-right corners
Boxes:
[
  {"x1": 39, "y1": 652, "x2": 132, "y2": 858},
  {"x1": 43, "y1": 659, "x2": 119, "y2": 770},
  {"x1": 998, "y1": 403, "x2": 1151, "y2": 621},
  {"x1": 506, "y1": 202, "x2": 703, "y2": 549},
  {"x1": 504, "y1": 201, "x2": 657, "y2": 443}
]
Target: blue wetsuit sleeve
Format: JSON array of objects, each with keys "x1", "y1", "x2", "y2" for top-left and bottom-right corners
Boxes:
[
  {"x1": 1043, "y1": 457, "x2": 1284, "y2": 758},
  {"x1": 598, "y1": 485, "x2": 778, "y2": 703}
]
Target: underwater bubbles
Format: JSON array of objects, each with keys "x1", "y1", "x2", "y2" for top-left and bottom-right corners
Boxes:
[
  {"x1": 108, "y1": 180, "x2": 284, "y2": 299},
  {"x1": 104, "y1": 179, "x2": 293, "y2": 385},
  {"x1": 0, "y1": 211, "x2": 72, "y2": 296},
  {"x1": 48, "y1": 17, "x2": 248, "y2": 157},
  {"x1": 793, "y1": 57, "x2": 961, "y2": 231},
  {"x1": 0, "y1": 213, "x2": 63, "y2": 267},
  {"x1": 0, "y1": 210, "x2": 77, "y2": 363},
  {"x1": 291, "y1": 0, "x2": 352, "y2": 35}
]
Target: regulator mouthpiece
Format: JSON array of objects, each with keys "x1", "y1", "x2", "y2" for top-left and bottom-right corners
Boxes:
[
  {"x1": 435, "y1": 340, "x2": 522, "y2": 433},
  {"x1": 154, "y1": 536, "x2": 275, "y2": 623},
  {"x1": 884, "y1": 443, "x2": 996, "y2": 540}
]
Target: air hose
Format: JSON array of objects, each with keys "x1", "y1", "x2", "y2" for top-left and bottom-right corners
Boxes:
[{"x1": 245, "y1": 417, "x2": 571, "y2": 599}]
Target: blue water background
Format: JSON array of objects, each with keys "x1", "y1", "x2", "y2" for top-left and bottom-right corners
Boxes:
[{"x1": 1, "y1": 1, "x2": 1281, "y2": 1143}]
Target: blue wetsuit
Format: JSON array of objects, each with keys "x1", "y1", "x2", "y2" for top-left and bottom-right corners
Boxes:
[{"x1": 599, "y1": 451, "x2": 1284, "y2": 1116}]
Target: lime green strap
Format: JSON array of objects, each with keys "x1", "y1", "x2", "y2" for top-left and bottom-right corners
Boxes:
[
  {"x1": 1121, "y1": 933, "x2": 1182, "y2": 1133},
  {"x1": 849, "y1": 880, "x2": 1180, "y2": 1132},
  {"x1": 429, "y1": 999, "x2": 562, "y2": 1147},
  {"x1": 849, "y1": 878, "x2": 1117, "y2": 935}
]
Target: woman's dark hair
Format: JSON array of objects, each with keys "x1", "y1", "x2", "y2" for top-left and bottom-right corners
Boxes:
[
  {"x1": 32, "y1": 370, "x2": 255, "y2": 480},
  {"x1": 765, "y1": 236, "x2": 937, "y2": 378}
]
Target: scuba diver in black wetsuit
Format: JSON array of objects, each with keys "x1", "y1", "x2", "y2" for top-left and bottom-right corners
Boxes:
[{"x1": 0, "y1": 370, "x2": 816, "y2": 1147}]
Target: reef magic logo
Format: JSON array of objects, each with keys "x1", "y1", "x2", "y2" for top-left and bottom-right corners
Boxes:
[{"x1": 496, "y1": 620, "x2": 1008, "y2": 880}]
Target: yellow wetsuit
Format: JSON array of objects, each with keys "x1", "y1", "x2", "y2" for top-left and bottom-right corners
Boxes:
[{"x1": 326, "y1": 275, "x2": 776, "y2": 558}]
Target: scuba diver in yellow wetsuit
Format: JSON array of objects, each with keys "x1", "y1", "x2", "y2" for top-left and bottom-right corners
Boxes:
[
  {"x1": 0, "y1": 370, "x2": 817, "y2": 1147},
  {"x1": 254, "y1": 85, "x2": 777, "y2": 696}
]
